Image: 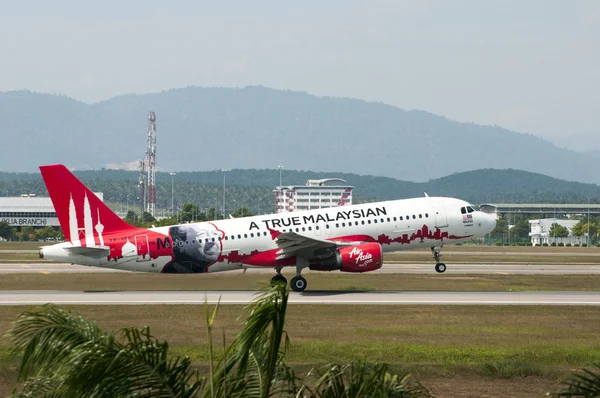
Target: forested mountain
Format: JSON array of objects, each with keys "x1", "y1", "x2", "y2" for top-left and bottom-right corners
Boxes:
[
  {"x1": 1, "y1": 86, "x2": 599, "y2": 184},
  {"x1": 1, "y1": 168, "x2": 599, "y2": 215}
]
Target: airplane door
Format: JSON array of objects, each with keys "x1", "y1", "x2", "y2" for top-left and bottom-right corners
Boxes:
[
  {"x1": 432, "y1": 201, "x2": 449, "y2": 228},
  {"x1": 134, "y1": 235, "x2": 150, "y2": 262}
]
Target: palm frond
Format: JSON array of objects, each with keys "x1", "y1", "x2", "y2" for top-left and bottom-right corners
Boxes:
[
  {"x1": 8, "y1": 304, "x2": 104, "y2": 380},
  {"x1": 8, "y1": 304, "x2": 202, "y2": 397},
  {"x1": 206, "y1": 282, "x2": 297, "y2": 398},
  {"x1": 554, "y1": 363, "x2": 600, "y2": 397},
  {"x1": 304, "y1": 360, "x2": 432, "y2": 398}
]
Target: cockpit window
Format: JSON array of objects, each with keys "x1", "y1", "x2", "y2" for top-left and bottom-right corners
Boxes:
[
  {"x1": 467, "y1": 206, "x2": 475, "y2": 213},
  {"x1": 461, "y1": 207, "x2": 466, "y2": 214}
]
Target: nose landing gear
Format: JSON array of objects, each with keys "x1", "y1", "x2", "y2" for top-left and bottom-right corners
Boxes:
[{"x1": 432, "y1": 246, "x2": 446, "y2": 273}]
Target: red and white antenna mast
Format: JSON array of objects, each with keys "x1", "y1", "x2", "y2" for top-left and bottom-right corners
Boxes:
[
  {"x1": 138, "y1": 159, "x2": 146, "y2": 219},
  {"x1": 146, "y1": 111, "x2": 157, "y2": 217}
]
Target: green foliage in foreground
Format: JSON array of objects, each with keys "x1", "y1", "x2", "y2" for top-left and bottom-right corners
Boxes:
[
  {"x1": 553, "y1": 363, "x2": 600, "y2": 397},
  {"x1": 7, "y1": 283, "x2": 431, "y2": 397}
]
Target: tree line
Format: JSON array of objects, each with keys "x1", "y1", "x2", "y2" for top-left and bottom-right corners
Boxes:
[{"x1": 2, "y1": 168, "x2": 600, "y2": 215}]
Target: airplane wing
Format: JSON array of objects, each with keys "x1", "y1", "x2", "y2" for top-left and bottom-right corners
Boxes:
[{"x1": 274, "y1": 232, "x2": 365, "y2": 260}]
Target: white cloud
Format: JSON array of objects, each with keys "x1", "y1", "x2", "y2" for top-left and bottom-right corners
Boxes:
[{"x1": 105, "y1": 160, "x2": 141, "y2": 171}]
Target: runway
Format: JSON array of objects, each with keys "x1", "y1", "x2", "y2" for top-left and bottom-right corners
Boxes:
[
  {"x1": 1, "y1": 290, "x2": 599, "y2": 306},
  {"x1": 2, "y1": 262, "x2": 600, "y2": 275}
]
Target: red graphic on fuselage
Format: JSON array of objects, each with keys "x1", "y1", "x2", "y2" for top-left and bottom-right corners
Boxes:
[
  {"x1": 105, "y1": 230, "x2": 173, "y2": 263},
  {"x1": 327, "y1": 225, "x2": 472, "y2": 247},
  {"x1": 377, "y1": 224, "x2": 472, "y2": 245}
]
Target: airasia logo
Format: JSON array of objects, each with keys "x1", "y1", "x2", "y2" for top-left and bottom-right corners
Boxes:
[{"x1": 348, "y1": 246, "x2": 374, "y2": 267}]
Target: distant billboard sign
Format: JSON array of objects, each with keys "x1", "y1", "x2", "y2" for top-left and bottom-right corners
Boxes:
[{"x1": 0, "y1": 217, "x2": 60, "y2": 227}]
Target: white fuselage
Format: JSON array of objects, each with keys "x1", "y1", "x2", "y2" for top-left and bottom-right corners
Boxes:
[{"x1": 41, "y1": 196, "x2": 496, "y2": 273}]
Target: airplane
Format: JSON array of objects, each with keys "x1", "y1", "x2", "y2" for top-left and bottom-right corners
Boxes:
[{"x1": 38, "y1": 164, "x2": 497, "y2": 292}]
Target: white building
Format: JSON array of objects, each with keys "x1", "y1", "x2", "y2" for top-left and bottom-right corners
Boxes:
[
  {"x1": 0, "y1": 193, "x2": 103, "y2": 228},
  {"x1": 274, "y1": 178, "x2": 353, "y2": 213},
  {"x1": 529, "y1": 218, "x2": 582, "y2": 246}
]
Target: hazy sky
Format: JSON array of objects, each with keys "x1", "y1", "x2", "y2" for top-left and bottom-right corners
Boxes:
[{"x1": 1, "y1": 0, "x2": 598, "y2": 138}]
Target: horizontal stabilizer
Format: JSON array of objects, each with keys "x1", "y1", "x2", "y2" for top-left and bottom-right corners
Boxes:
[{"x1": 64, "y1": 246, "x2": 110, "y2": 256}]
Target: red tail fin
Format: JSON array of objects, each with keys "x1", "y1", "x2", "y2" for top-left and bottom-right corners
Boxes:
[{"x1": 40, "y1": 164, "x2": 136, "y2": 246}]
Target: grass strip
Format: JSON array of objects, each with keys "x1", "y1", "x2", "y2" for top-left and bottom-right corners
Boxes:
[{"x1": 0, "y1": 304, "x2": 597, "y2": 397}]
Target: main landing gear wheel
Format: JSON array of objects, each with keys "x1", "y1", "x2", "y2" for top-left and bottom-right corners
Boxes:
[
  {"x1": 290, "y1": 276, "x2": 307, "y2": 292},
  {"x1": 271, "y1": 274, "x2": 288, "y2": 286},
  {"x1": 271, "y1": 268, "x2": 287, "y2": 286},
  {"x1": 435, "y1": 263, "x2": 446, "y2": 273}
]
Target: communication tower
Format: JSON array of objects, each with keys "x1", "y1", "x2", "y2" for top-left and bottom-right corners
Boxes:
[
  {"x1": 138, "y1": 159, "x2": 146, "y2": 219},
  {"x1": 146, "y1": 111, "x2": 157, "y2": 217}
]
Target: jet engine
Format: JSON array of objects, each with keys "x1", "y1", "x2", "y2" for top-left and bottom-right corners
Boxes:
[{"x1": 309, "y1": 242, "x2": 382, "y2": 273}]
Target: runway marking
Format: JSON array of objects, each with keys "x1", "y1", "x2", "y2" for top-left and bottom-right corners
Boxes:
[
  {"x1": 40, "y1": 271, "x2": 50, "y2": 275},
  {"x1": 20, "y1": 265, "x2": 30, "y2": 268}
]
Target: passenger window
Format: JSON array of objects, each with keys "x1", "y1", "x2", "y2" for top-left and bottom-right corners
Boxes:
[
  {"x1": 412, "y1": 215, "x2": 416, "y2": 219},
  {"x1": 250, "y1": 233, "x2": 254, "y2": 238},
  {"x1": 400, "y1": 216, "x2": 403, "y2": 221},
  {"x1": 419, "y1": 214, "x2": 422, "y2": 218}
]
